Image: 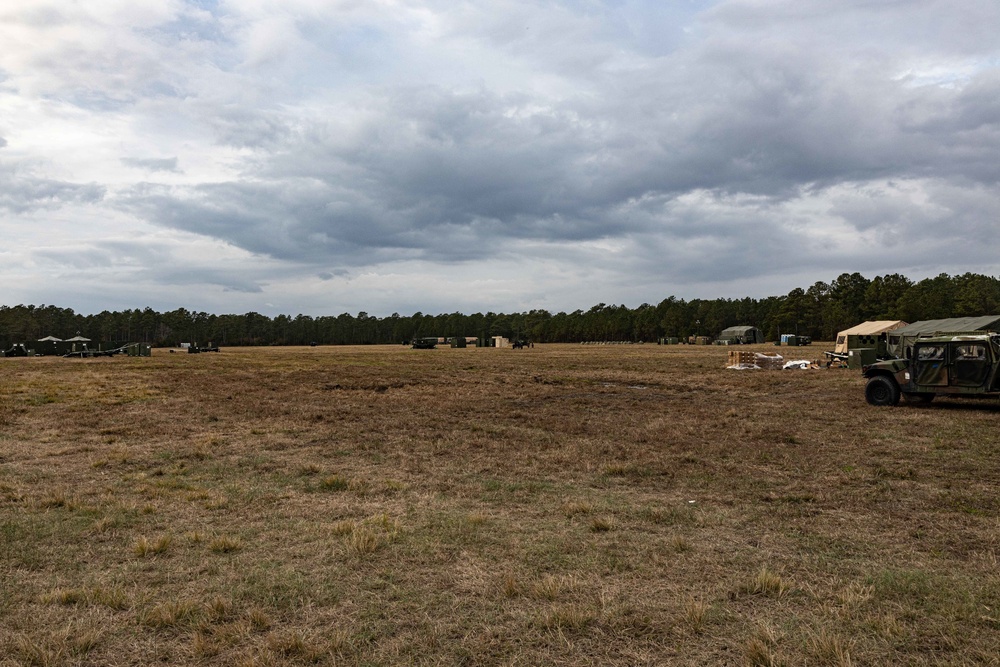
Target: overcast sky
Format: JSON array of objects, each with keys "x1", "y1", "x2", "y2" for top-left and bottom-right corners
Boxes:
[{"x1": 2, "y1": 1, "x2": 999, "y2": 317}]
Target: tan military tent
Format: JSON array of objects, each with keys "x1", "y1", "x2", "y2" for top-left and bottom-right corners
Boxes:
[{"x1": 834, "y1": 320, "x2": 907, "y2": 354}]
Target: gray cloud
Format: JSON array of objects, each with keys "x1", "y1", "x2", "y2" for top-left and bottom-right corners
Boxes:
[
  {"x1": 144, "y1": 267, "x2": 264, "y2": 293},
  {"x1": 31, "y1": 238, "x2": 267, "y2": 296},
  {"x1": 121, "y1": 156, "x2": 180, "y2": 173},
  {"x1": 0, "y1": 164, "x2": 105, "y2": 214},
  {"x1": 123, "y1": 47, "x2": 1000, "y2": 272}
]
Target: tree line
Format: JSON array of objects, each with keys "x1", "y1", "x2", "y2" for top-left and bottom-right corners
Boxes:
[{"x1": 3, "y1": 272, "x2": 1000, "y2": 347}]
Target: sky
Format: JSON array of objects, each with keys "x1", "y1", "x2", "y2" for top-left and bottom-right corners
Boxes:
[{"x1": 1, "y1": 0, "x2": 999, "y2": 317}]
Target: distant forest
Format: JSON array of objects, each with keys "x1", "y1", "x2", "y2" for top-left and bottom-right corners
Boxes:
[{"x1": 3, "y1": 272, "x2": 1000, "y2": 347}]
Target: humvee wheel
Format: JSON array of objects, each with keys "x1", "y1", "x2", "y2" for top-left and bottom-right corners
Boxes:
[
  {"x1": 902, "y1": 392, "x2": 935, "y2": 404},
  {"x1": 865, "y1": 375, "x2": 900, "y2": 406}
]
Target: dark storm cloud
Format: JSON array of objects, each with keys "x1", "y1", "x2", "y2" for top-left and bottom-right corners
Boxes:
[{"x1": 125, "y1": 46, "x2": 1000, "y2": 275}]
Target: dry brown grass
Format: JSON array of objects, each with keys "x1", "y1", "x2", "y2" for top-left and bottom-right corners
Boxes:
[{"x1": 1, "y1": 342, "x2": 999, "y2": 664}]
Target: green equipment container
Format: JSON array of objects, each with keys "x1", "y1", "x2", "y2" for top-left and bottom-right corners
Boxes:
[
  {"x1": 847, "y1": 348, "x2": 877, "y2": 370},
  {"x1": 847, "y1": 334, "x2": 886, "y2": 358}
]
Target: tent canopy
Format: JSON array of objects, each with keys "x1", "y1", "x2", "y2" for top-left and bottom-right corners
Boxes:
[
  {"x1": 834, "y1": 320, "x2": 907, "y2": 354},
  {"x1": 887, "y1": 316, "x2": 1000, "y2": 357},
  {"x1": 893, "y1": 316, "x2": 1000, "y2": 337},
  {"x1": 719, "y1": 325, "x2": 764, "y2": 343}
]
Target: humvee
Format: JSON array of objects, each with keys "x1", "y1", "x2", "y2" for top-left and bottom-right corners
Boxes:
[{"x1": 863, "y1": 333, "x2": 1000, "y2": 406}]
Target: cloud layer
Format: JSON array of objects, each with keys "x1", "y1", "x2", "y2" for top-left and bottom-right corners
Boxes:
[{"x1": 2, "y1": 0, "x2": 999, "y2": 315}]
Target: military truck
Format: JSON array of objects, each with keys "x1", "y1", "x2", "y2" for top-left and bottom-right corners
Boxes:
[{"x1": 863, "y1": 333, "x2": 1000, "y2": 406}]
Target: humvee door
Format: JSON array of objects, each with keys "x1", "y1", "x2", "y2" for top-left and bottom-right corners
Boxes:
[
  {"x1": 951, "y1": 342, "x2": 990, "y2": 388},
  {"x1": 913, "y1": 343, "x2": 947, "y2": 386}
]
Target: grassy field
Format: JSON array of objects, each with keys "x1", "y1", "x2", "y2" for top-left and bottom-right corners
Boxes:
[{"x1": 1, "y1": 343, "x2": 998, "y2": 666}]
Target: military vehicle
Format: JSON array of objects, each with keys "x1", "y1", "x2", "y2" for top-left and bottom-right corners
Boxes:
[
  {"x1": 410, "y1": 337, "x2": 438, "y2": 349},
  {"x1": 2, "y1": 343, "x2": 30, "y2": 357},
  {"x1": 863, "y1": 333, "x2": 1000, "y2": 406}
]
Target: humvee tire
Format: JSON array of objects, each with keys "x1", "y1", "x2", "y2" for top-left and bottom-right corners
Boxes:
[{"x1": 865, "y1": 375, "x2": 900, "y2": 406}]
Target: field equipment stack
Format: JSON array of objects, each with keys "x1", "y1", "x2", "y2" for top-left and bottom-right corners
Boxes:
[
  {"x1": 727, "y1": 350, "x2": 756, "y2": 366},
  {"x1": 727, "y1": 350, "x2": 784, "y2": 370}
]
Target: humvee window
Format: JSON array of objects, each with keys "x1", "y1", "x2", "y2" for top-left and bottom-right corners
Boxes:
[
  {"x1": 916, "y1": 345, "x2": 945, "y2": 361},
  {"x1": 956, "y1": 344, "x2": 986, "y2": 360}
]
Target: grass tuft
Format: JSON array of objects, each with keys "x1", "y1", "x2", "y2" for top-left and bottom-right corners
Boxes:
[
  {"x1": 330, "y1": 519, "x2": 357, "y2": 536},
  {"x1": 836, "y1": 582, "x2": 874, "y2": 608},
  {"x1": 684, "y1": 597, "x2": 710, "y2": 634},
  {"x1": 40, "y1": 587, "x2": 86, "y2": 605},
  {"x1": 562, "y1": 500, "x2": 593, "y2": 516},
  {"x1": 589, "y1": 516, "x2": 614, "y2": 532},
  {"x1": 807, "y1": 627, "x2": 854, "y2": 666},
  {"x1": 541, "y1": 604, "x2": 595, "y2": 632},
  {"x1": 531, "y1": 574, "x2": 577, "y2": 601},
  {"x1": 746, "y1": 566, "x2": 787, "y2": 598},
  {"x1": 671, "y1": 535, "x2": 692, "y2": 552},
  {"x1": 245, "y1": 606, "x2": 273, "y2": 632},
  {"x1": 91, "y1": 516, "x2": 118, "y2": 534},
  {"x1": 141, "y1": 599, "x2": 202, "y2": 628},
  {"x1": 90, "y1": 586, "x2": 130, "y2": 610},
  {"x1": 14, "y1": 634, "x2": 66, "y2": 665},
  {"x1": 318, "y1": 475, "x2": 349, "y2": 491},
  {"x1": 347, "y1": 527, "x2": 382, "y2": 556},
  {"x1": 266, "y1": 629, "x2": 327, "y2": 662},
  {"x1": 133, "y1": 534, "x2": 172, "y2": 557},
  {"x1": 743, "y1": 637, "x2": 780, "y2": 667},
  {"x1": 501, "y1": 573, "x2": 523, "y2": 598},
  {"x1": 209, "y1": 535, "x2": 244, "y2": 553}
]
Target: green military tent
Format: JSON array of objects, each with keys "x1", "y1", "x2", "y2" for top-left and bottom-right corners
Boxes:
[
  {"x1": 833, "y1": 320, "x2": 907, "y2": 355},
  {"x1": 887, "y1": 316, "x2": 1000, "y2": 358},
  {"x1": 718, "y1": 326, "x2": 764, "y2": 344}
]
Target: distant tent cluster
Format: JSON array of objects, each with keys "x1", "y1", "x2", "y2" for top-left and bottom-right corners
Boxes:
[
  {"x1": 2, "y1": 334, "x2": 151, "y2": 358},
  {"x1": 35, "y1": 335, "x2": 92, "y2": 356}
]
